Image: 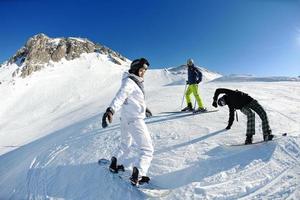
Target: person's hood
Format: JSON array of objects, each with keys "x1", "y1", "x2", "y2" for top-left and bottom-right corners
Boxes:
[{"x1": 122, "y1": 71, "x2": 144, "y2": 82}]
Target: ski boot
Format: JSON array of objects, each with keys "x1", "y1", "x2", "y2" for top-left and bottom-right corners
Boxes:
[
  {"x1": 130, "y1": 167, "x2": 139, "y2": 186},
  {"x1": 245, "y1": 135, "x2": 253, "y2": 145},
  {"x1": 181, "y1": 103, "x2": 193, "y2": 112},
  {"x1": 194, "y1": 107, "x2": 207, "y2": 113},
  {"x1": 109, "y1": 156, "x2": 125, "y2": 173},
  {"x1": 263, "y1": 130, "x2": 274, "y2": 141}
]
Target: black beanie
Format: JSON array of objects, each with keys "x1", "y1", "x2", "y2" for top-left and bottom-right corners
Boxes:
[{"x1": 129, "y1": 58, "x2": 150, "y2": 76}]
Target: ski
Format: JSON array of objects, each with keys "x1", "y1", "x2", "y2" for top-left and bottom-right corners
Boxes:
[
  {"x1": 228, "y1": 133, "x2": 287, "y2": 146},
  {"x1": 193, "y1": 109, "x2": 218, "y2": 114},
  {"x1": 160, "y1": 110, "x2": 194, "y2": 114},
  {"x1": 161, "y1": 109, "x2": 218, "y2": 115}
]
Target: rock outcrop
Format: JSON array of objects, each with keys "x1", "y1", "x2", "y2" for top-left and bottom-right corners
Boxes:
[{"x1": 8, "y1": 33, "x2": 127, "y2": 78}]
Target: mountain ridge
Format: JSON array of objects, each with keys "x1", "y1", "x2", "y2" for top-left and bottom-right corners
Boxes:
[{"x1": 3, "y1": 33, "x2": 128, "y2": 78}]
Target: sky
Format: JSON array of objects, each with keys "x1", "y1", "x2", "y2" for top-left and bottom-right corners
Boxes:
[{"x1": 0, "y1": 0, "x2": 300, "y2": 76}]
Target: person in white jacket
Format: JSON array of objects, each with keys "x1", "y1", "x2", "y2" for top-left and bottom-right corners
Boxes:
[{"x1": 102, "y1": 58, "x2": 154, "y2": 186}]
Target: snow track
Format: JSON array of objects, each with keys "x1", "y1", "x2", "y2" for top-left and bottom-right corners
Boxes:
[{"x1": 20, "y1": 121, "x2": 300, "y2": 200}]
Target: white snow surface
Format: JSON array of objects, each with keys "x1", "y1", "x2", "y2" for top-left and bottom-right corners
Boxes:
[
  {"x1": 212, "y1": 74, "x2": 300, "y2": 82},
  {"x1": 0, "y1": 53, "x2": 300, "y2": 200}
]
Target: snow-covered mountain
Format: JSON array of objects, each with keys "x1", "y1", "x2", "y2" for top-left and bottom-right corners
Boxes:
[
  {"x1": 212, "y1": 74, "x2": 300, "y2": 82},
  {"x1": 0, "y1": 35, "x2": 300, "y2": 199},
  {"x1": 161, "y1": 65, "x2": 222, "y2": 86}
]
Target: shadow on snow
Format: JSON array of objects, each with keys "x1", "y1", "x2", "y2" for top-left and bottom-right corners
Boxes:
[
  {"x1": 155, "y1": 129, "x2": 226, "y2": 155},
  {"x1": 152, "y1": 142, "x2": 277, "y2": 189}
]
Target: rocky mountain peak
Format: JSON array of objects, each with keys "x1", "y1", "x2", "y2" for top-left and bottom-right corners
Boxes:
[{"x1": 8, "y1": 33, "x2": 127, "y2": 78}]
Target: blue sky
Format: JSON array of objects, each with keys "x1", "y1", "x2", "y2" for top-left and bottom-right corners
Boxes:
[{"x1": 1, "y1": 0, "x2": 300, "y2": 76}]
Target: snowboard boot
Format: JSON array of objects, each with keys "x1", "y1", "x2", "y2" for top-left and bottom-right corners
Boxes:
[
  {"x1": 139, "y1": 176, "x2": 150, "y2": 185},
  {"x1": 109, "y1": 157, "x2": 124, "y2": 173},
  {"x1": 181, "y1": 103, "x2": 193, "y2": 112},
  {"x1": 245, "y1": 135, "x2": 253, "y2": 145},
  {"x1": 263, "y1": 130, "x2": 274, "y2": 141},
  {"x1": 130, "y1": 167, "x2": 139, "y2": 186}
]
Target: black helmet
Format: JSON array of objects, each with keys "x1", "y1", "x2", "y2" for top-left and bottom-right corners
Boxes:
[
  {"x1": 129, "y1": 58, "x2": 149, "y2": 76},
  {"x1": 218, "y1": 95, "x2": 227, "y2": 106}
]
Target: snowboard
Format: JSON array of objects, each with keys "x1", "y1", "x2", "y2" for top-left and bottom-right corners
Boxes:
[
  {"x1": 98, "y1": 158, "x2": 171, "y2": 198},
  {"x1": 228, "y1": 133, "x2": 287, "y2": 147}
]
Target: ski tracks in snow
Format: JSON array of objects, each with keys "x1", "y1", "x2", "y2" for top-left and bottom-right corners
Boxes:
[
  {"x1": 150, "y1": 134, "x2": 300, "y2": 200},
  {"x1": 26, "y1": 144, "x2": 69, "y2": 199},
  {"x1": 23, "y1": 116, "x2": 300, "y2": 200},
  {"x1": 193, "y1": 137, "x2": 300, "y2": 199}
]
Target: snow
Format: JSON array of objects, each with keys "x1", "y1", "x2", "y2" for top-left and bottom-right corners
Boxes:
[
  {"x1": 165, "y1": 65, "x2": 222, "y2": 85},
  {"x1": 212, "y1": 74, "x2": 300, "y2": 82},
  {"x1": 0, "y1": 53, "x2": 299, "y2": 199},
  {"x1": 50, "y1": 38, "x2": 62, "y2": 46},
  {"x1": 0, "y1": 63, "x2": 18, "y2": 82},
  {"x1": 68, "y1": 37, "x2": 89, "y2": 43}
]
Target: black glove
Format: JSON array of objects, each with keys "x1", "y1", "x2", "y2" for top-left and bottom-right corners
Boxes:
[
  {"x1": 146, "y1": 108, "x2": 152, "y2": 118},
  {"x1": 212, "y1": 100, "x2": 218, "y2": 108},
  {"x1": 102, "y1": 107, "x2": 114, "y2": 128},
  {"x1": 186, "y1": 80, "x2": 189, "y2": 84},
  {"x1": 225, "y1": 125, "x2": 231, "y2": 130}
]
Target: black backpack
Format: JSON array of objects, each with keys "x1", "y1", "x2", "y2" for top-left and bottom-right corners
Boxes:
[{"x1": 193, "y1": 67, "x2": 202, "y2": 83}]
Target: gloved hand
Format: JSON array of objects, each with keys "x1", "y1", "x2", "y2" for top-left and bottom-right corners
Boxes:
[
  {"x1": 212, "y1": 100, "x2": 218, "y2": 108},
  {"x1": 225, "y1": 125, "x2": 231, "y2": 130},
  {"x1": 146, "y1": 108, "x2": 152, "y2": 118},
  {"x1": 102, "y1": 107, "x2": 114, "y2": 128},
  {"x1": 186, "y1": 80, "x2": 189, "y2": 84}
]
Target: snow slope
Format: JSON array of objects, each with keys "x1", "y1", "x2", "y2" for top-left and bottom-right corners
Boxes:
[
  {"x1": 212, "y1": 74, "x2": 300, "y2": 82},
  {"x1": 0, "y1": 54, "x2": 299, "y2": 200}
]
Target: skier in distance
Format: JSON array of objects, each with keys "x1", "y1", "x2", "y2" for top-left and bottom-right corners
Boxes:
[{"x1": 181, "y1": 58, "x2": 206, "y2": 112}]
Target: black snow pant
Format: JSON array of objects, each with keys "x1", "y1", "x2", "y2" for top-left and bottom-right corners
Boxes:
[{"x1": 240, "y1": 100, "x2": 271, "y2": 137}]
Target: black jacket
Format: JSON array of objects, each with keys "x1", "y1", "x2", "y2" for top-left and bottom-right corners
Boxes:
[{"x1": 213, "y1": 88, "x2": 253, "y2": 128}]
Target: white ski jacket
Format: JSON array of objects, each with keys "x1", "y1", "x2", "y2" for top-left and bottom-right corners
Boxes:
[{"x1": 109, "y1": 72, "x2": 146, "y2": 120}]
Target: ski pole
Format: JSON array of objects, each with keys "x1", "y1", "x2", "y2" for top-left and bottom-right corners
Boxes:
[{"x1": 180, "y1": 82, "x2": 188, "y2": 109}]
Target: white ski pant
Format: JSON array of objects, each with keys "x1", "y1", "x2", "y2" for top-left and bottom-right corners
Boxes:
[{"x1": 117, "y1": 118, "x2": 154, "y2": 176}]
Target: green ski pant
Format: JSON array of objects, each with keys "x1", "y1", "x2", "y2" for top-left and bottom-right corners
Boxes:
[{"x1": 185, "y1": 84, "x2": 204, "y2": 109}]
